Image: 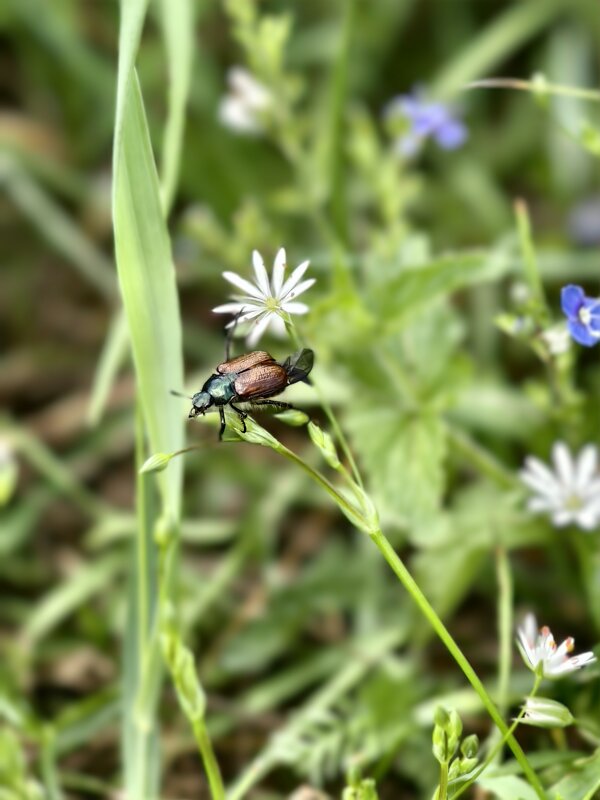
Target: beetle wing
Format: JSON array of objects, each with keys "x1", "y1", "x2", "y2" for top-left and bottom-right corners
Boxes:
[
  {"x1": 217, "y1": 350, "x2": 275, "y2": 374},
  {"x1": 233, "y1": 364, "x2": 288, "y2": 400},
  {"x1": 281, "y1": 348, "x2": 314, "y2": 385}
]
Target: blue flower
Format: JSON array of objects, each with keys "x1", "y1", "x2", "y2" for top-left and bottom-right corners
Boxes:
[
  {"x1": 385, "y1": 92, "x2": 468, "y2": 157},
  {"x1": 561, "y1": 284, "x2": 600, "y2": 347}
]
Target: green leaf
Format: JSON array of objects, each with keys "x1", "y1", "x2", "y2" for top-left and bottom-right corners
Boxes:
[
  {"x1": 450, "y1": 382, "x2": 544, "y2": 440},
  {"x1": 549, "y1": 750, "x2": 600, "y2": 800},
  {"x1": 371, "y1": 246, "x2": 513, "y2": 332},
  {"x1": 346, "y1": 407, "x2": 446, "y2": 528},
  {"x1": 24, "y1": 555, "x2": 123, "y2": 645},
  {"x1": 476, "y1": 773, "x2": 540, "y2": 800}
]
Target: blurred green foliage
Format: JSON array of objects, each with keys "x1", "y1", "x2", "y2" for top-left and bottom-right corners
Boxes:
[{"x1": 2, "y1": 1, "x2": 600, "y2": 798}]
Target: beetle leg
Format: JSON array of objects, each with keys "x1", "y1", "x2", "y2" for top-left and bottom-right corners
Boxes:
[
  {"x1": 252, "y1": 400, "x2": 294, "y2": 412},
  {"x1": 230, "y1": 403, "x2": 247, "y2": 433},
  {"x1": 218, "y1": 407, "x2": 226, "y2": 440}
]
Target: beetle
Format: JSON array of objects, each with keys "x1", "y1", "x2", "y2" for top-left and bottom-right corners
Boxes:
[{"x1": 183, "y1": 347, "x2": 314, "y2": 440}]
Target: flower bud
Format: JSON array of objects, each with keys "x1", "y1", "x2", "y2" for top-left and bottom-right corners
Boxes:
[
  {"x1": 519, "y1": 696, "x2": 574, "y2": 728},
  {"x1": 308, "y1": 422, "x2": 341, "y2": 469},
  {"x1": 140, "y1": 452, "x2": 173, "y2": 474},
  {"x1": 276, "y1": 409, "x2": 309, "y2": 427},
  {"x1": 161, "y1": 633, "x2": 206, "y2": 722},
  {"x1": 460, "y1": 734, "x2": 479, "y2": 759},
  {"x1": 154, "y1": 514, "x2": 177, "y2": 549},
  {"x1": 432, "y1": 707, "x2": 462, "y2": 764}
]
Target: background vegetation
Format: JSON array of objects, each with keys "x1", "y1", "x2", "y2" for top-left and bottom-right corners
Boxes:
[{"x1": 2, "y1": 0, "x2": 600, "y2": 798}]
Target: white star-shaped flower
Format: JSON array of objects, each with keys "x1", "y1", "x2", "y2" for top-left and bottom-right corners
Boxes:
[
  {"x1": 218, "y1": 67, "x2": 272, "y2": 135},
  {"x1": 517, "y1": 613, "x2": 596, "y2": 678},
  {"x1": 213, "y1": 248, "x2": 315, "y2": 346},
  {"x1": 519, "y1": 441, "x2": 600, "y2": 530}
]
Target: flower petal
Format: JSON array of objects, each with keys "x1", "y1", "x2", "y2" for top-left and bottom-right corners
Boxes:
[
  {"x1": 279, "y1": 260, "x2": 311, "y2": 300},
  {"x1": 561, "y1": 285, "x2": 585, "y2": 318},
  {"x1": 224, "y1": 308, "x2": 264, "y2": 328},
  {"x1": 552, "y1": 442, "x2": 575, "y2": 488},
  {"x1": 219, "y1": 97, "x2": 261, "y2": 134},
  {"x1": 520, "y1": 458, "x2": 561, "y2": 496},
  {"x1": 281, "y1": 301, "x2": 310, "y2": 315},
  {"x1": 527, "y1": 496, "x2": 558, "y2": 513},
  {"x1": 246, "y1": 312, "x2": 273, "y2": 346},
  {"x1": 567, "y1": 319, "x2": 600, "y2": 347},
  {"x1": 282, "y1": 278, "x2": 316, "y2": 303},
  {"x1": 517, "y1": 614, "x2": 539, "y2": 667},
  {"x1": 395, "y1": 131, "x2": 422, "y2": 158},
  {"x1": 568, "y1": 652, "x2": 597, "y2": 668},
  {"x1": 574, "y1": 445, "x2": 599, "y2": 492},
  {"x1": 252, "y1": 250, "x2": 271, "y2": 297},
  {"x1": 574, "y1": 509, "x2": 600, "y2": 531},
  {"x1": 435, "y1": 119, "x2": 467, "y2": 150},
  {"x1": 551, "y1": 508, "x2": 576, "y2": 527},
  {"x1": 212, "y1": 302, "x2": 250, "y2": 314},
  {"x1": 222, "y1": 271, "x2": 264, "y2": 299},
  {"x1": 272, "y1": 248, "x2": 286, "y2": 296},
  {"x1": 269, "y1": 314, "x2": 287, "y2": 338}
]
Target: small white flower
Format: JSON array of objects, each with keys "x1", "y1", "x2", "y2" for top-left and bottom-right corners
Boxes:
[
  {"x1": 517, "y1": 613, "x2": 596, "y2": 678},
  {"x1": 218, "y1": 66, "x2": 272, "y2": 135},
  {"x1": 519, "y1": 441, "x2": 600, "y2": 530},
  {"x1": 541, "y1": 324, "x2": 571, "y2": 356},
  {"x1": 213, "y1": 248, "x2": 315, "y2": 346},
  {"x1": 518, "y1": 696, "x2": 573, "y2": 728}
]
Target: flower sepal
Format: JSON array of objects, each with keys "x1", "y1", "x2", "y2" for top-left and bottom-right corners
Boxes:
[{"x1": 519, "y1": 696, "x2": 574, "y2": 728}]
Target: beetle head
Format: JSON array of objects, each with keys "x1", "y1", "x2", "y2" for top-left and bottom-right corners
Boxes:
[{"x1": 189, "y1": 391, "x2": 213, "y2": 418}]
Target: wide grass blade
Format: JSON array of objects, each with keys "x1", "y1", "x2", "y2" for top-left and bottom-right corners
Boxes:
[
  {"x1": 113, "y1": 1, "x2": 185, "y2": 794},
  {"x1": 113, "y1": 70, "x2": 184, "y2": 515}
]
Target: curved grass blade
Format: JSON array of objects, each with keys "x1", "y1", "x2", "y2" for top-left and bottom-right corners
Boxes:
[{"x1": 113, "y1": 70, "x2": 184, "y2": 515}]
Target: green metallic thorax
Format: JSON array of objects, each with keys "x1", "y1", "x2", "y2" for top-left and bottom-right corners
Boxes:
[{"x1": 200, "y1": 372, "x2": 237, "y2": 405}]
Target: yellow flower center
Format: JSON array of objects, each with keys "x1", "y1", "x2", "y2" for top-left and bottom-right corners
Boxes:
[{"x1": 565, "y1": 493, "x2": 583, "y2": 511}]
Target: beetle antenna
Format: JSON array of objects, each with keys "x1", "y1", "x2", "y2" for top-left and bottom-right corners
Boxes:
[
  {"x1": 170, "y1": 389, "x2": 193, "y2": 399},
  {"x1": 224, "y1": 306, "x2": 246, "y2": 360}
]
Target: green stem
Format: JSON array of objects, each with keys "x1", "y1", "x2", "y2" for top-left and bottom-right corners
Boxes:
[
  {"x1": 40, "y1": 729, "x2": 63, "y2": 800},
  {"x1": 286, "y1": 321, "x2": 364, "y2": 489},
  {"x1": 227, "y1": 752, "x2": 277, "y2": 800},
  {"x1": 514, "y1": 199, "x2": 548, "y2": 321},
  {"x1": 368, "y1": 529, "x2": 546, "y2": 800},
  {"x1": 437, "y1": 760, "x2": 449, "y2": 800},
  {"x1": 496, "y1": 547, "x2": 513, "y2": 716},
  {"x1": 275, "y1": 441, "x2": 361, "y2": 523},
  {"x1": 238, "y1": 408, "x2": 544, "y2": 796},
  {"x1": 123, "y1": 404, "x2": 160, "y2": 799},
  {"x1": 432, "y1": 0, "x2": 568, "y2": 96},
  {"x1": 465, "y1": 77, "x2": 600, "y2": 103},
  {"x1": 192, "y1": 720, "x2": 226, "y2": 800}
]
